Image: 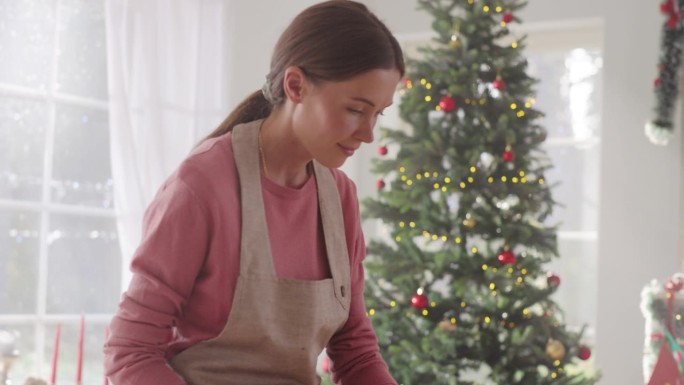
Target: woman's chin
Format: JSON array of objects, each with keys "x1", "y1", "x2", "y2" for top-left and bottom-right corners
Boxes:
[{"x1": 316, "y1": 156, "x2": 347, "y2": 169}]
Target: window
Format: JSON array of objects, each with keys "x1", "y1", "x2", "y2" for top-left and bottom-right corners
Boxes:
[
  {"x1": 0, "y1": 1, "x2": 120, "y2": 383},
  {"x1": 524, "y1": 23, "x2": 603, "y2": 338}
]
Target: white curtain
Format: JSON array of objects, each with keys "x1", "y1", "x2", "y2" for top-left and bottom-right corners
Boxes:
[{"x1": 104, "y1": 0, "x2": 236, "y2": 289}]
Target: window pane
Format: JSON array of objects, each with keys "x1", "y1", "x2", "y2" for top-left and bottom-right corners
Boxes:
[
  {"x1": 1, "y1": 324, "x2": 35, "y2": 385},
  {"x1": 52, "y1": 104, "x2": 113, "y2": 208},
  {"x1": 0, "y1": 210, "x2": 40, "y2": 314},
  {"x1": 0, "y1": 93, "x2": 47, "y2": 201},
  {"x1": 543, "y1": 143, "x2": 600, "y2": 232},
  {"x1": 47, "y1": 214, "x2": 120, "y2": 314},
  {"x1": 528, "y1": 49, "x2": 603, "y2": 140},
  {"x1": 547, "y1": 239, "x2": 598, "y2": 332},
  {"x1": 0, "y1": 0, "x2": 55, "y2": 90},
  {"x1": 56, "y1": 0, "x2": 108, "y2": 99}
]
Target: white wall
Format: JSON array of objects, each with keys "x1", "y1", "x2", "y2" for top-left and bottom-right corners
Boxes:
[
  {"x1": 221, "y1": 0, "x2": 321, "y2": 108},
  {"x1": 223, "y1": 1, "x2": 683, "y2": 384}
]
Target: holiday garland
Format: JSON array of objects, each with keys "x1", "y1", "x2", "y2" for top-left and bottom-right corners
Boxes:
[{"x1": 646, "y1": 0, "x2": 684, "y2": 145}]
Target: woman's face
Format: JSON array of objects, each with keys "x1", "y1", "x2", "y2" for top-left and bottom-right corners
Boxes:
[{"x1": 292, "y1": 68, "x2": 401, "y2": 168}]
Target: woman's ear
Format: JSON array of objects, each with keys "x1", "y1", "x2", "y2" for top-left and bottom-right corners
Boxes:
[{"x1": 282, "y1": 66, "x2": 309, "y2": 104}]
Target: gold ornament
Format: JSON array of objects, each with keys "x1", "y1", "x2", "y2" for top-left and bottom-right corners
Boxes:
[
  {"x1": 438, "y1": 320, "x2": 456, "y2": 331},
  {"x1": 545, "y1": 339, "x2": 566, "y2": 361},
  {"x1": 449, "y1": 34, "x2": 462, "y2": 48},
  {"x1": 463, "y1": 218, "x2": 476, "y2": 229}
]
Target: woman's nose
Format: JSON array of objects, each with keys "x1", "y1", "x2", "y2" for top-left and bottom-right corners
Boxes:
[{"x1": 357, "y1": 119, "x2": 375, "y2": 143}]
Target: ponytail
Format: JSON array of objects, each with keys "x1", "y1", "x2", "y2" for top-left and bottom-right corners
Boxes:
[{"x1": 203, "y1": 90, "x2": 272, "y2": 142}]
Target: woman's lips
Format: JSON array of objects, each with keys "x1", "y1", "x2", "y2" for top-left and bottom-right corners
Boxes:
[{"x1": 338, "y1": 144, "x2": 357, "y2": 156}]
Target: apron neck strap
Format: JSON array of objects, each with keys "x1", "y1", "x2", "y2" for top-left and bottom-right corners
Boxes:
[
  {"x1": 313, "y1": 161, "x2": 351, "y2": 309},
  {"x1": 232, "y1": 120, "x2": 275, "y2": 276}
]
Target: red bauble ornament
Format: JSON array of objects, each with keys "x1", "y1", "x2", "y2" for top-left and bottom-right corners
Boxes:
[
  {"x1": 378, "y1": 145, "x2": 388, "y2": 156},
  {"x1": 668, "y1": 14, "x2": 679, "y2": 29},
  {"x1": 662, "y1": 0, "x2": 674, "y2": 13},
  {"x1": 547, "y1": 272, "x2": 561, "y2": 287},
  {"x1": 666, "y1": 276, "x2": 684, "y2": 291},
  {"x1": 439, "y1": 96, "x2": 457, "y2": 112},
  {"x1": 503, "y1": 12, "x2": 514, "y2": 23},
  {"x1": 502, "y1": 148, "x2": 515, "y2": 162},
  {"x1": 321, "y1": 356, "x2": 331, "y2": 373},
  {"x1": 411, "y1": 293, "x2": 429, "y2": 309},
  {"x1": 402, "y1": 78, "x2": 411, "y2": 87},
  {"x1": 376, "y1": 179, "x2": 386, "y2": 189},
  {"x1": 492, "y1": 77, "x2": 506, "y2": 90},
  {"x1": 655, "y1": 77, "x2": 661, "y2": 88},
  {"x1": 497, "y1": 250, "x2": 517, "y2": 265},
  {"x1": 577, "y1": 346, "x2": 592, "y2": 360}
]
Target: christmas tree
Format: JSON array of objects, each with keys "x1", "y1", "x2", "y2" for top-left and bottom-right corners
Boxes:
[{"x1": 359, "y1": 0, "x2": 601, "y2": 384}]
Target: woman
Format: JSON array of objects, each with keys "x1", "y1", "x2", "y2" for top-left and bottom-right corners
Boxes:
[{"x1": 104, "y1": 1, "x2": 405, "y2": 384}]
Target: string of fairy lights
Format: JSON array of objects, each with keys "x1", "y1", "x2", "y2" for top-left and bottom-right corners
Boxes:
[
  {"x1": 393, "y1": 165, "x2": 544, "y2": 189},
  {"x1": 365, "y1": 265, "x2": 590, "y2": 371},
  {"x1": 379, "y1": 164, "x2": 545, "y2": 244},
  {"x1": 365, "y1": 270, "x2": 591, "y2": 368},
  {"x1": 369, "y1": 170, "x2": 577, "y2": 367},
  {"x1": 399, "y1": 77, "x2": 538, "y2": 118}
]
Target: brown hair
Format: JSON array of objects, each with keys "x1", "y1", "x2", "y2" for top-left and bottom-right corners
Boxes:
[{"x1": 204, "y1": 0, "x2": 405, "y2": 140}]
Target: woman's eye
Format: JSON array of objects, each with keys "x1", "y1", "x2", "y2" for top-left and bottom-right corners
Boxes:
[{"x1": 348, "y1": 108, "x2": 364, "y2": 115}]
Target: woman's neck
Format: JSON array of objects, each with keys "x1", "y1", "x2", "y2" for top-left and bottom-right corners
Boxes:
[{"x1": 258, "y1": 112, "x2": 312, "y2": 188}]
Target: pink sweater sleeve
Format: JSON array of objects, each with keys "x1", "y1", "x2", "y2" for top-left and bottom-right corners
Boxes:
[
  {"x1": 325, "y1": 175, "x2": 397, "y2": 385},
  {"x1": 104, "y1": 177, "x2": 210, "y2": 385}
]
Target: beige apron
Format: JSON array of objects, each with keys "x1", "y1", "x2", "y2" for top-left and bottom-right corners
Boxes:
[{"x1": 170, "y1": 121, "x2": 351, "y2": 385}]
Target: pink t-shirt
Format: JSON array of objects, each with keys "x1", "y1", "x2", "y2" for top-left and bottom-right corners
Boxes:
[{"x1": 103, "y1": 132, "x2": 395, "y2": 385}]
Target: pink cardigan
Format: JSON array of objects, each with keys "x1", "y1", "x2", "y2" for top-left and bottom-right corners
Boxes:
[{"x1": 103, "y1": 132, "x2": 396, "y2": 385}]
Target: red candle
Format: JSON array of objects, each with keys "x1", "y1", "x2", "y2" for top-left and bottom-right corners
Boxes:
[
  {"x1": 76, "y1": 315, "x2": 84, "y2": 385},
  {"x1": 103, "y1": 326, "x2": 109, "y2": 385},
  {"x1": 49, "y1": 323, "x2": 61, "y2": 385}
]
